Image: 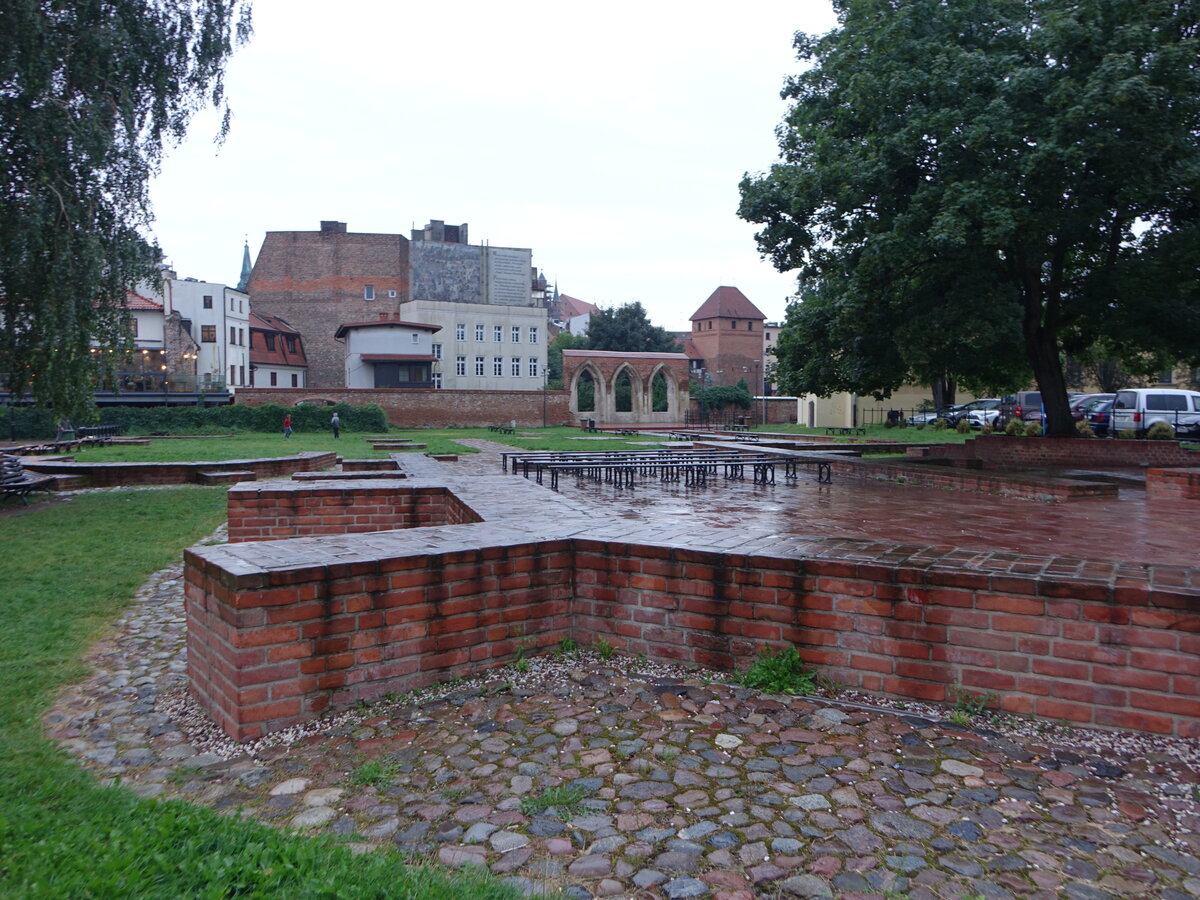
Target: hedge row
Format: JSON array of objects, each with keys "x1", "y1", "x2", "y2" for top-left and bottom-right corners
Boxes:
[{"x1": 2, "y1": 402, "x2": 388, "y2": 439}]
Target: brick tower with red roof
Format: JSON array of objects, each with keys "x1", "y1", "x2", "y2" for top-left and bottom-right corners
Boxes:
[{"x1": 685, "y1": 286, "x2": 766, "y2": 389}]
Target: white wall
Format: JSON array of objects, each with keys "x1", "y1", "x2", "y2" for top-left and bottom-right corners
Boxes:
[{"x1": 405, "y1": 299, "x2": 547, "y2": 390}]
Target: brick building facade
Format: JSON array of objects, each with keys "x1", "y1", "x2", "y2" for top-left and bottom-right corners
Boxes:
[
  {"x1": 685, "y1": 286, "x2": 767, "y2": 391},
  {"x1": 247, "y1": 221, "x2": 412, "y2": 388}
]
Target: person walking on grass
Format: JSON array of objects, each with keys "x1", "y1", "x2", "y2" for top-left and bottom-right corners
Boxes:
[
  {"x1": 282, "y1": 414, "x2": 292, "y2": 438},
  {"x1": 330, "y1": 412, "x2": 340, "y2": 439}
]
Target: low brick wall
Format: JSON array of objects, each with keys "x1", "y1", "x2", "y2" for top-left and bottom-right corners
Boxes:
[
  {"x1": 184, "y1": 539, "x2": 574, "y2": 740},
  {"x1": 939, "y1": 435, "x2": 1198, "y2": 467},
  {"x1": 829, "y1": 457, "x2": 1116, "y2": 501},
  {"x1": 186, "y1": 523, "x2": 1200, "y2": 741},
  {"x1": 23, "y1": 451, "x2": 337, "y2": 487},
  {"x1": 236, "y1": 387, "x2": 576, "y2": 428},
  {"x1": 1147, "y1": 467, "x2": 1200, "y2": 500},
  {"x1": 570, "y1": 542, "x2": 1199, "y2": 738},
  {"x1": 226, "y1": 481, "x2": 482, "y2": 542}
]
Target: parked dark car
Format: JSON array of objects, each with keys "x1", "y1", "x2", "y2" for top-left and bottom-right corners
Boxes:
[
  {"x1": 1071, "y1": 393, "x2": 1115, "y2": 421},
  {"x1": 1088, "y1": 398, "x2": 1114, "y2": 436}
]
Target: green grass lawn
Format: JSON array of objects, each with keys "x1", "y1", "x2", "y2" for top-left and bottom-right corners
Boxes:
[
  {"x1": 0, "y1": 487, "x2": 525, "y2": 899},
  {"x1": 73, "y1": 426, "x2": 673, "y2": 463}
]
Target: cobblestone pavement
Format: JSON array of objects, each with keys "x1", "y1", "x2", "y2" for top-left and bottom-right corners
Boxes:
[{"x1": 47, "y1": 561, "x2": 1200, "y2": 900}]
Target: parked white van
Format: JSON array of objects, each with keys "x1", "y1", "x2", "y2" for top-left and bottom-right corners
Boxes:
[{"x1": 1109, "y1": 388, "x2": 1200, "y2": 437}]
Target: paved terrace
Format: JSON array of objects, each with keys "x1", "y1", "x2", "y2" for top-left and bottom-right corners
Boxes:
[{"x1": 48, "y1": 439, "x2": 1200, "y2": 900}]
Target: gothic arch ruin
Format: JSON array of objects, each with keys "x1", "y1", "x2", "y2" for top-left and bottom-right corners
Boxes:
[{"x1": 562, "y1": 350, "x2": 691, "y2": 426}]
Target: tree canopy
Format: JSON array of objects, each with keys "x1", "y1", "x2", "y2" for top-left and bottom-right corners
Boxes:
[
  {"x1": 585, "y1": 302, "x2": 681, "y2": 354},
  {"x1": 0, "y1": 0, "x2": 252, "y2": 418},
  {"x1": 740, "y1": 0, "x2": 1200, "y2": 436}
]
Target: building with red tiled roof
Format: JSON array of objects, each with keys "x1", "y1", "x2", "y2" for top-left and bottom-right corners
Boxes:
[
  {"x1": 686, "y1": 286, "x2": 767, "y2": 390},
  {"x1": 249, "y1": 313, "x2": 308, "y2": 389}
]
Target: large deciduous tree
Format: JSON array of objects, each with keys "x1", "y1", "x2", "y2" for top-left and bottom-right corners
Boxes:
[
  {"x1": 585, "y1": 302, "x2": 681, "y2": 354},
  {"x1": 0, "y1": 0, "x2": 252, "y2": 419},
  {"x1": 740, "y1": 0, "x2": 1200, "y2": 437}
]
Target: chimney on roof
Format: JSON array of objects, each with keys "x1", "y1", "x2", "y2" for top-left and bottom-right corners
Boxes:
[
  {"x1": 320, "y1": 221, "x2": 347, "y2": 233},
  {"x1": 378, "y1": 313, "x2": 388, "y2": 321}
]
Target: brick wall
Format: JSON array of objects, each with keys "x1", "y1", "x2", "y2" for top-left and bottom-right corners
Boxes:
[
  {"x1": 828, "y1": 457, "x2": 1116, "y2": 501},
  {"x1": 187, "y1": 519, "x2": 1200, "y2": 741},
  {"x1": 236, "y1": 387, "x2": 575, "y2": 427},
  {"x1": 23, "y1": 451, "x2": 336, "y2": 487},
  {"x1": 248, "y1": 227, "x2": 412, "y2": 388},
  {"x1": 1147, "y1": 467, "x2": 1200, "y2": 500},
  {"x1": 226, "y1": 481, "x2": 482, "y2": 542},
  {"x1": 941, "y1": 435, "x2": 1199, "y2": 467},
  {"x1": 184, "y1": 540, "x2": 574, "y2": 740},
  {"x1": 569, "y1": 541, "x2": 1199, "y2": 738}
]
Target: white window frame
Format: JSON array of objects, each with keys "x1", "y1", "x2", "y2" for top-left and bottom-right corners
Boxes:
[
  {"x1": 512, "y1": 326, "x2": 521, "y2": 343},
  {"x1": 528, "y1": 357, "x2": 538, "y2": 377},
  {"x1": 364, "y1": 285, "x2": 375, "y2": 301},
  {"x1": 475, "y1": 356, "x2": 485, "y2": 376},
  {"x1": 456, "y1": 355, "x2": 466, "y2": 376},
  {"x1": 432, "y1": 343, "x2": 442, "y2": 360},
  {"x1": 475, "y1": 324, "x2": 485, "y2": 342},
  {"x1": 529, "y1": 326, "x2": 538, "y2": 344},
  {"x1": 456, "y1": 324, "x2": 466, "y2": 340},
  {"x1": 493, "y1": 325, "x2": 503, "y2": 343},
  {"x1": 493, "y1": 356, "x2": 503, "y2": 376},
  {"x1": 511, "y1": 356, "x2": 521, "y2": 377},
  {"x1": 432, "y1": 371, "x2": 442, "y2": 389}
]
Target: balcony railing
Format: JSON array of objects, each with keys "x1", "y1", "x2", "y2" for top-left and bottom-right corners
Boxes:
[{"x1": 97, "y1": 373, "x2": 228, "y2": 394}]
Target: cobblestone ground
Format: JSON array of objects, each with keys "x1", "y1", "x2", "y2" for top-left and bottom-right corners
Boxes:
[{"x1": 47, "y1": 563, "x2": 1200, "y2": 900}]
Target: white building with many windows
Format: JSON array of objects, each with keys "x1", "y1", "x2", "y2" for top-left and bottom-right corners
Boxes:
[{"x1": 404, "y1": 298, "x2": 546, "y2": 390}]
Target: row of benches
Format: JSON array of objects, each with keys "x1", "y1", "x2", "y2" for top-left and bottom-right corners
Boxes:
[
  {"x1": 1, "y1": 455, "x2": 55, "y2": 505},
  {"x1": 488, "y1": 425, "x2": 516, "y2": 435},
  {"x1": 502, "y1": 449, "x2": 832, "y2": 491}
]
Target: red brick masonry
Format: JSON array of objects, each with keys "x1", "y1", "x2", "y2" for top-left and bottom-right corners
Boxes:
[
  {"x1": 1147, "y1": 467, "x2": 1200, "y2": 500},
  {"x1": 185, "y1": 476, "x2": 1200, "y2": 742},
  {"x1": 226, "y1": 481, "x2": 482, "y2": 542},
  {"x1": 23, "y1": 451, "x2": 336, "y2": 487}
]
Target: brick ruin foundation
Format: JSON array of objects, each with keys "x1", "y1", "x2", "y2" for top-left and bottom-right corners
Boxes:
[{"x1": 184, "y1": 470, "x2": 1200, "y2": 742}]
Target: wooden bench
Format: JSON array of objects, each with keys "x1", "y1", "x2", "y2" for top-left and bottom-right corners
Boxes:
[
  {"x1": 0, "y1": 454, "x2": 56, "y2": 504},
  {"x1": 488, "y1": 425, "x2": 516, "y2": 434},
  {"x1": 825, "y1": 426, "x2": 866, "y2": 436},
  {"x1": 78, "y1": 425, "x2": 121, "y2": 445}
]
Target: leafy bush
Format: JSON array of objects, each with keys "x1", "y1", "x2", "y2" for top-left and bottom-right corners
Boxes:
[
  {"x1": 96, "y1": 402, "x2": 389, "y2": 435},
  {"x1": 1076, "y1": 418, "x2": 1095, "y2": 437},
  {"x1": 0, "y1": 405, "x2": 58, "y2": 440},
  {"x1": 980, "y1": 423, "x2": 993, "y2": 435},
  {"x1": 739, "y1": 646, "x2": 817, "y2": 695},
  {"x1": 931, "y1": 417, "x2": 947, "y2": 431},
  {"x1": 1004, "y1": 417, "x2": 1024, "y2": 436},
  {"x1": 1117, "y1": 428, "x2": 1138, "y2": 440},
  {"x1": 1023, "y1": 420, "x2": 1042, "y2": 437},
  {"x1": 690, "y1": 382, "x2": 752, "y2": 412},
  {"x1": 955, "y1": 418, "x2": 971, "y2": 434},
  {"x1": 1146, "y1": 421, "x2": 1176, "y2": 440}
]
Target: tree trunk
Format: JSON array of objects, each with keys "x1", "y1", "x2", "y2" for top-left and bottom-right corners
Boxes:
[{"x1": 1028, "y1": 329, "x2": 1074, "y2": 437}]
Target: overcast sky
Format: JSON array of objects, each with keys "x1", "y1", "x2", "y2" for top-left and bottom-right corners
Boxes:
[{"x1": 148, "y1": 1, "x2": 839, "y2": 330}]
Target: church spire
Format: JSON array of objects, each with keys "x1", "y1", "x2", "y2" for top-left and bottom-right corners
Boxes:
[{"x1": 237, "y1": 239, "x2": 252, "y2": 292}]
